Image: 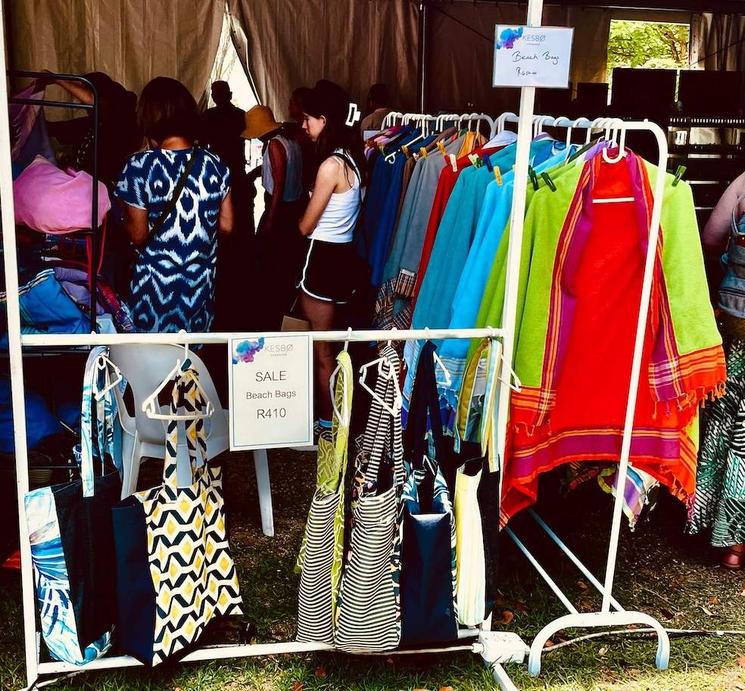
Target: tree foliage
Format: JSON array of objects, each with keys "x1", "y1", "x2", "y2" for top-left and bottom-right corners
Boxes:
[{"x1": 607, "y1": 20, "x2": 690, "y2": 74}]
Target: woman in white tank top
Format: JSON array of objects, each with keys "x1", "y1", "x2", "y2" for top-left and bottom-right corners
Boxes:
[{"x1": 297, "y1": 81, "x2": 366, "y2": 430}]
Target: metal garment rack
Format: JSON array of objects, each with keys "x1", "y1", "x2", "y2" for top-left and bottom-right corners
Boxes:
[
  {"x1": 7, "y1": 69, "x2": 101, "y2": 333},
  {"x1": 0, "y1": 0, "x2": 670, "y2": 688},
  {"x1": 375, "y1": 104, "x2": 674, "y2": 676}
]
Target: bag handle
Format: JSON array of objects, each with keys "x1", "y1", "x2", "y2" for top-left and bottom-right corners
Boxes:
[
  {"x1": 162, "y1": 368, "x2": 209, "y2": 503},
  {"x1": 366, "y1": 345, "x2": 404, "y2": 489},
  {"x1": 406, "y1": 340, "x2": 447, "y2": 474},
  {"x1": 332, "y1": 350, "x2": 354, "y2": 488},
  {"x1": 79, "y1": 347, "x2": 119, "y2": 498},
  {"x1": 149, "y1": 147, "x2": 200, "y2": 237}
]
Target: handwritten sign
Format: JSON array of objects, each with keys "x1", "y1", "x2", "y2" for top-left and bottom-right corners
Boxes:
[
  {"x1": 493, "y1": 25, "x2": 573, "y2": 88},
  {"x1": 228, "y1": 334, "x2": 313, "y2": 450}
]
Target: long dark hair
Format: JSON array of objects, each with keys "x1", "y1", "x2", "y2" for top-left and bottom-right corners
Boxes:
[{"x1": 304, "y1": 80, "x2": 366, "y2": 186}]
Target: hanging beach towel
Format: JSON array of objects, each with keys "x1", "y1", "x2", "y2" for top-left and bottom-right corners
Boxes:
[
  {"x1": 400, "y1": 341, "x2": 458, "y2": 646},
  {"x1": 111, "y1": 368, "x2": 242, "y2": 666},
  {"x1": 24, "y1": 347, "x2": 122, "y2": 665},
  {"x1": 296, "y1": 350, "x2": 354, "y2": 644},
  {"x1": 336, "y1": 345, "x2": 404, "y2": 652}
]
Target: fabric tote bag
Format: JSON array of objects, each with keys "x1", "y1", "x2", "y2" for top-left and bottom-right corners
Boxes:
[
  {"x1": 111, "y1": 368, "x2": 242, "y2": 666},
  {"x1": 24, "y1": 347, "x2": 122, "y2": 665},
  {"x1": 400, "y1": 341, "x2": 458, "y2": 646},
  {"x1": 296, "y1": 350, "x2": 353, "y2": 644},
  {"x1": 335, "y1": 345, "x2": 404, "y2": 652}
]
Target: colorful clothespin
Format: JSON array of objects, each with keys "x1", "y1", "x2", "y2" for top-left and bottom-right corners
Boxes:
[
  {"x1": 672, "y1": 164, "x2": 687, "y2": 187},
  {"x1": 528, "y1": 166, "x2": 539, "y2": 190},
  {"x1": 468, "y1": 153, "x2": 480, "y2": 167},
  {"x1": 541, "y1": 172, "x2": 557, "y2": 192},
  {"x1": 402, "y1": 144, "x2": 411, "y2": 158},
  {"x1": 494, "y1": 165, "x2": 503, "y2": 186},
  {"x1": 419, "y1": 146, "x2": 428, "y2": 158},
  {"x1": 449, "y1": 154, "x2": 458, "y2": 172},
  {"x1": 436, "y1": 140, "x2": 447, "y2": 157}
]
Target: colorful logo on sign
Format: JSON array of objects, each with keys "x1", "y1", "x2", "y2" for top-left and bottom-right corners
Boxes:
[
  {"x1": 496, "y1": 26, "x2": 523, "y2": 49},
  {"x1": 233, "y1": 338, "x2": 265, "y2": 364}
]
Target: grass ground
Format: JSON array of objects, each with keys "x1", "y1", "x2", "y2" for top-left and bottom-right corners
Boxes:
[{"x1": 2, "y1": 448, "x2": 745, "y2": 690}]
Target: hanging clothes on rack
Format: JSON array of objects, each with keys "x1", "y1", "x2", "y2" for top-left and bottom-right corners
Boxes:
[{"x1": 469, "y1": 149, "x2": 725, "y2": 522}]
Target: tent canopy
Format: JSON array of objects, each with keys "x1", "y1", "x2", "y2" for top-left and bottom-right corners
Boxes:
[{"x1": 7, "y1": 0, "x2": 743, "y2": 120}]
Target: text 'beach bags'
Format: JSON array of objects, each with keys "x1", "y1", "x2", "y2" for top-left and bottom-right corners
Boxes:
[{"x1": 112, "y1": 367, "x2": 242, "y2": 666}]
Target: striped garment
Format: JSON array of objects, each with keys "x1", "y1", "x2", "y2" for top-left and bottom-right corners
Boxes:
[{"x1": 336, "y1": 346, "x2": 404, "y2": 652}]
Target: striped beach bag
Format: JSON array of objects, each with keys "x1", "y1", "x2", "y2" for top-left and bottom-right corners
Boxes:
[
  {"x1": 335, "y1": 345, "x2": 404, "y2": 652},
  {"x1": 296, "y1": 350, "x2": 353, "y2": 644}
]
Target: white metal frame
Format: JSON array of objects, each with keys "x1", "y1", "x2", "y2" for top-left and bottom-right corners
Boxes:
[{"x1": 1, "y1": 0, "x2": 673, "y2": 687}]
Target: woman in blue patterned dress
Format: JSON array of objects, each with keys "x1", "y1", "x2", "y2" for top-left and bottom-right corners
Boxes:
[{"x1": 115, "y1": 77, "x2": 233, "y2": 333}]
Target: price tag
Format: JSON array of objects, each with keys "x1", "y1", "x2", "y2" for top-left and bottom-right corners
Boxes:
[
  {"x1": 228, "y1": 334, "x2": 313, "y2": 450},
  {"x1": 493, "y1": 25, "x2": 573, "y2": 89}
]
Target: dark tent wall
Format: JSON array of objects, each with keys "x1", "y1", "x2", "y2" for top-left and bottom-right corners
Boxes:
[
  {"x1": 226, "y1": 0, "x2": 421, "y2": 118},
  {"x1": 6, "y1": 0, "x2": 745, "y2": 122}
]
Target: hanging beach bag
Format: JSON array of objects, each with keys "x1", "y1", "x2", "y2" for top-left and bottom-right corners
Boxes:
[
  {"x1": 335, "y1": 345, "x2": 404, "y2": 652},
  {"x1": 453, "y1": 338, "x2": 502, "y2": 625},
  {"x1": 400, "y1": 341, "x2": 458, "y2": 646},
  {"x1": 24, "y1": 347, "x2": 122, "y2": 665},
  {"x1": 296, "y1": 350, "x2": 353, "y2": 644},
  {"x1": 111, "y1": 368, "x2": 242, "y2": 666}
]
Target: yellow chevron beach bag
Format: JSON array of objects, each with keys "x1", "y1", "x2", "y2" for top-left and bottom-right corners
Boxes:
[{"x1": 112, "y1": 367, "x2": 242, "y2": 665}]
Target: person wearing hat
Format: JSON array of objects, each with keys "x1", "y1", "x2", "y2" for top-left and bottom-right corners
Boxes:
[{"x1": 242, "y1": 104, "x2": 305, "y2": 329}]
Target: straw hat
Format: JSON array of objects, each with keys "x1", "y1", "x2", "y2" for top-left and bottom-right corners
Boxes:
[{"x1": 241, "y1": 105, "x2": 281, "y2": 139}]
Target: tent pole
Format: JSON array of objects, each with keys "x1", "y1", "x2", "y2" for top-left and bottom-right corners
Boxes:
[
  {"x1": 494, "y1": 0, "x2": 543, "y2": 468},
  {"x1": 417, "y1": 0, "x2": 428, "y2": 112},
  {"x1": 0, "y1": 1, "x2": 39, "y2": 688}
]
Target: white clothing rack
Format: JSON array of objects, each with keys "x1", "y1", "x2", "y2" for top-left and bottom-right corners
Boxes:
[{"x1": 0, "y1": 0, "x2": 673, "y2": 688}]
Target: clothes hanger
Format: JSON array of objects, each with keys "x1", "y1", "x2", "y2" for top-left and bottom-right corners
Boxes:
[
  {"x1": 602, "y1": 118, "x2": 627, "y2": 164},
  {"x1": 329, "y1": 328, "x2": 352, "y2": 426},
  {"x1": 141, "y1": 337, "x2": 215, "y2": 421},
  {"x1": 424, "y1": 328, "x2": 453, "y2": 388},
  {"x1": 358, "y1": 334, "x2": 402, "y2": 417},
  {"x1": 93, "y1": 352, "x2": 123, "y2": 400}
]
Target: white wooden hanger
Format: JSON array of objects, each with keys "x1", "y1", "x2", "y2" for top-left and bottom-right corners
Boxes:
[
  {"x1": 141, "y1": 337, "x2": 215, "y2": 421},
  {"x1": 93, "y1": 352, "x2": 123, "y2": 400},
  {"x1": 329, "y1": 328, "x2": 352, "y2": 427},
  {"x1": 424, "y1": 328, "x2": 453, "y2": 388},
  {"x1": 359, "y1": 335, "x2": 402, "y2": 417}
]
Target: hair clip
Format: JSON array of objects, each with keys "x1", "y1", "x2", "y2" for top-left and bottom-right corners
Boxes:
[{"x1": 346, "y1": 102, "x2": 361, "y2": 127}]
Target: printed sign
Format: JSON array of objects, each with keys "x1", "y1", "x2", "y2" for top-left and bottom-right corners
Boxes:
[
  {"x1": 228, "y1": 335, "x2": 313, "y2": 450},
  {"x1": 493, "y1": 25, "x2": 573, "y2": 88}
]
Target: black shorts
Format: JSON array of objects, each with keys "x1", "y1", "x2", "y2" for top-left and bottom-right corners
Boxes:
[{"x1": 299, "y1": 239, "x2": 357, "y2": 304}]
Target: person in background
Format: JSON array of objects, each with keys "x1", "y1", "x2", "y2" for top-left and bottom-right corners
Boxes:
[
  {"x1": 288, "y1": 86, "x2": 317, "y2": 193},
  {"x1": 45, "y1": 71, "x2": 139, "y2": 188},
  {"x1": 241, "y1": 104, "x2": 305, "y2": 329},
  {"x1": 202, "y1": 81, "x2": 258, "y2": 333},
  {"x1": 360, "y1": 83, "x2": 392, "y2": 133},
  {"x1": 114, "y1": 77, "x2": 232, "y2": 333},
  {"x1": 202, "y1": 80, "x2": 246, "y2": 181},
  {"x1": 297, "y1": 81, "x2": 365, "y2": 434},
  {"x1": 689, "y1": 171, "x2": 745, "y2": 568}
]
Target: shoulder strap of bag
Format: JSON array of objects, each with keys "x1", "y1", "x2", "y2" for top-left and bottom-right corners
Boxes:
[
  {"x1": 162, "y1": 368, "x2": 208, "y2": 503},
  {"x1": 150, "y1": 148, "x2": 200, "y2": 236},
  {"x1": 406, "y1": 340, "x2": 447, "y2": 473},
  {"x1": 80, "y1": 346, "x2": 118, "y2": 497}
]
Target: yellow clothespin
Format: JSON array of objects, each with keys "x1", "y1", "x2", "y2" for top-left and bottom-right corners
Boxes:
[
  {"x1": 494, "y1": 165, "x2": 503, "y2": 186},
  {"x1": 436, "y1": 140, "x2": 447, "y2": 157},
  {"x1": 402, "y1": 144, "x2": 411, "y2": 158},
  {"x1": 419, "y1": 146, "x2": 428, "y2": 158}
]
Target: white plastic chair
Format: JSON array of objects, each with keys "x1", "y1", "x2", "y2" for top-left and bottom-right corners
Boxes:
[{"x1": 108, "y1": 344, "x2": 274, "y2": 536}]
